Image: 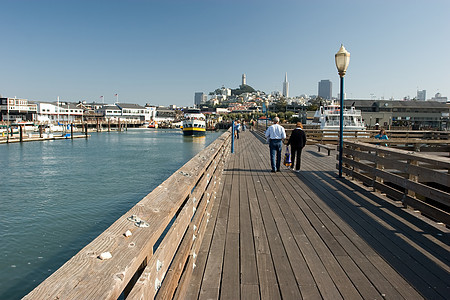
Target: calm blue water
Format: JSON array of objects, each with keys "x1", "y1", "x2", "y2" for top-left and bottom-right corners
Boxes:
[{"x1": 0, "y1": 129, "x2": 223, "y2": 299}]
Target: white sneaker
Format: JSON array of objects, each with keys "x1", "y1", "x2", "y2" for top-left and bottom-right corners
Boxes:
[{"x1": 295, "y1": 170, "x2": 300, "y2": 173}]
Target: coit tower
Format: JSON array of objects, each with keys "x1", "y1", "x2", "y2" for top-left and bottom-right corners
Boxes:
[{"x1": 242, "y1": 74, "x2": 246, "y2": 86}]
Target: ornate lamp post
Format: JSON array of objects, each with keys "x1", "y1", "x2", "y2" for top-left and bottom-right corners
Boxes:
[{"x1": 335, "y1": 44, "x2": 350, "y2": 178}]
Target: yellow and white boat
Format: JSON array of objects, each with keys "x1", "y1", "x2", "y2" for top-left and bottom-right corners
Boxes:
[{"x1": 182, "y1": 109, "x2": 206, "y2": 136}]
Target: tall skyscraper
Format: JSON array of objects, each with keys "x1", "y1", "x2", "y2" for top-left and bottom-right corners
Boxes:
[
  {"x1": 194, "y1": 92, "x2": 206, "y2": 106},
  {"x1": 318, "y1": 80, "x2": 332, "y2": 99},
  {"x1": 242, "y1": 74, "x2": 246, "y2": 86},
  {"x1": 417, "y1": 90, "x2": 426, "y2": 101},
  {"x1": 283, "y1": 73, "x2": 289, "y2": 98}
]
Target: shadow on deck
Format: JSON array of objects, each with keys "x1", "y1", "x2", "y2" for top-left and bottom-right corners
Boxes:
[{"x1": 187, "y1": 130, "x2": 449, "y2": 299}]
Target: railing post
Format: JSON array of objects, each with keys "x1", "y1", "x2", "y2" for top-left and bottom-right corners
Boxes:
[
  {"x1": 352, "y1": 144, "x2": 360, "y2": 180},
  {"x1": 374, "y1": 149, "x2": 385, "y2": 192},
  {"x1": 406, "y1": 158, "x2": 418, "y2": 201},
  {"x1": 231, "y1": 121, "x2": 235, "y2": 154}
]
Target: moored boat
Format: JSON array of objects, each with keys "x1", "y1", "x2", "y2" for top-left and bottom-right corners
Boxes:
[
  {"x1": 182, "y1": 109, "x2": 206, "y2": 136},
  {"x1": 148, "y1": 121, "x2": 158, "y2": 128},
  {"x1": 312, "y1": 101, "x2": 366, "y2": 131},
  {"x1": 12, "y1": 121, "x2": 38, "y2": 132},
  {"x1": 44, "y1": 123, "x2": 65, "y2": 133}
]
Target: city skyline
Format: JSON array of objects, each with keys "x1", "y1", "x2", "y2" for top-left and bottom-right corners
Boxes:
[{"x1": 1, "y1": 0, "x2": 449, "y2": 106}]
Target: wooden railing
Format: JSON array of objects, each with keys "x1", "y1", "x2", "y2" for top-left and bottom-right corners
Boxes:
[
  {"x1": 341, "y1": 141, "x2": 450, "y2": 225},
  {"x1": 24, "y1": 131, "x2": 231, "y2": 299},
  {"x1": 350, "y1": 138, "x2": 450, "y2": 153},
  {"x1": 298, "y1": 129, "x2": 449, "y2": 144},
  {"x1": 253, "y1": 126, "x2": 450, "y2": 148}
]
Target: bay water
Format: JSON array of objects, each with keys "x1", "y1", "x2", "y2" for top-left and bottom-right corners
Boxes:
[{"x1": 0, "y1": 129, "x2": 223, "y2": 299}]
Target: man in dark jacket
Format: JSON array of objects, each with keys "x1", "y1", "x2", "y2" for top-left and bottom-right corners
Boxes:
[{"x1": 287, "y1": 122, "x2": 307, "y2": 172}]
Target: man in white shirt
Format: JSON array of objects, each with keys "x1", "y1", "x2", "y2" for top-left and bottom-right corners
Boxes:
[{"x1": 265, "y1": 117, "x2": 286, "y2": 172}]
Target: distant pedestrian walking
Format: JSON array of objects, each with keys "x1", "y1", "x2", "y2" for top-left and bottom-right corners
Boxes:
[
  {"x1": 287, "y1": 122, "x2": 307, "y2": 172},
  {"x1": 234, "y1": 121, "x2": 241, "y2": 139},
  {"x1": 265, "y1": 117, "x2": 286, "y2": 172}
]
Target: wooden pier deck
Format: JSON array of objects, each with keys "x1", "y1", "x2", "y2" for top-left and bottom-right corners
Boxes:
[{"x1": 182, "y1": 130, "x2": 449, "y2": 299}]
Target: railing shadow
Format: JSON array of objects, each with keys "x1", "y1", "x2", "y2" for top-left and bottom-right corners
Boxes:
[
  {"x1": 305, "y1": 150, "x2": 327, "y2": 157},
  {"x1": 298, "y1": 169, "x2": 450, "y2": 299},
  {"x1": 250, "y1": 130, "x2": 267, "y2": 144}
]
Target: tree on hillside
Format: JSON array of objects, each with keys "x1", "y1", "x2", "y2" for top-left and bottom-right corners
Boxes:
[
  {"x1": 308, "y1": 96, "x2": 324, "y2": 111},
  {"x1": 275, "y1": 97, "x2": 287, "y2": 112},
  {"x1": 231, "y1": 84, "x2": 256, "y2": 96}
]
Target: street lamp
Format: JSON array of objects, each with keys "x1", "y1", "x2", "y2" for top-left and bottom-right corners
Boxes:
[{"x1": 335, "y1": 44, "x2": 350, "y2": 178}]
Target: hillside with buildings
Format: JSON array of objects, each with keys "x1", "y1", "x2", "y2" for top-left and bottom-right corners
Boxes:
[{"x1": 1, "y1": 74, "x2": 449, "y2": 130}]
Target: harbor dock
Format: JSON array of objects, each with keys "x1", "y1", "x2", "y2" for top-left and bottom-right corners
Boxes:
[
  {"x1": 0, "y1": 133, "x2": 89, "y2": 144},
  {"x1": 24, "y1": 129, "x2": 449, "y2": 299}
]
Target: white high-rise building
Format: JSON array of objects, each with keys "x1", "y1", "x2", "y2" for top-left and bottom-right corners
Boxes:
[
  {"x1": 417, "y1": 90, "x2": 426, "y2": 101},
  {"x1": 283, "y1": 73, "x2": 289, "y2": 98},
  {"x1": 242, "y1": 74, "x2": 246, "y2": 86}
]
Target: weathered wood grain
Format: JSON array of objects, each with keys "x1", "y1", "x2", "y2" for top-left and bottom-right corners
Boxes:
[{"x1": 24, "y1": 131, "x2": 231, "y2": 300}]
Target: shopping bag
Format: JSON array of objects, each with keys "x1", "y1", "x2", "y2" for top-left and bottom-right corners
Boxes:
[{"x1": 284, "y1": 146, "x2": 292, "y2": 167}]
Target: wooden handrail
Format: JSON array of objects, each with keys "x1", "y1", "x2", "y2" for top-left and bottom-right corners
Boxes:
[
  {"x1": 24, "y1": 131, "x2": 231, "y2": 300},
  {"x1": 341, "y1": 141, "x2": 450, "y2": 225}
]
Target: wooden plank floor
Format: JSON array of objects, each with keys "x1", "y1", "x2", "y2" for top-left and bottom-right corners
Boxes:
[{"x1": 183, "y1": 130, "x2": 450, "y2": 299}]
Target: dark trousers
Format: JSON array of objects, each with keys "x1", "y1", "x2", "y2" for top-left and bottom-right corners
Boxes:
[{"x1": 291, "y1": 146, "x2": 303, "y2": 170}]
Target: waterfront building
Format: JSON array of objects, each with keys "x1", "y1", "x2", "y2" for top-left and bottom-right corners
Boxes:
[
  {"x1": 0, "y1": 97, "x2": 37, "y2": 122},
  {"x1": 318, "y1": 80, "x2": 332, "y2": 100},
  {"x1": 144, "y1": 105, "x2": 157, "y2": 121},
  {"x1": 348, "y1": 99, "x2": 449, "y2": 130},
  {"x1": 95, "y1": 104, "x2": 122, "y2": 120},
  {"x1": 417, "y1": 89, "x2": 426, "y2": 101},
  {"x1": 283, "y1": 73, "x2": 289, "y2": 98},
  {"x1": 116, "y1": 103, "x2": 149, "y2": 122},
  {"x1": 154, "y1": 107, "x2": 177, "y2": 123},
  {"x1": 36, "y1": 102, "x2": 83, "y2": 123}
]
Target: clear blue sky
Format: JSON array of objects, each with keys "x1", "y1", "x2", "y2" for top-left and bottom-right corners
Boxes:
[{"x1": 1, "y1": 0, "x2": 449, "y2": 106}]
